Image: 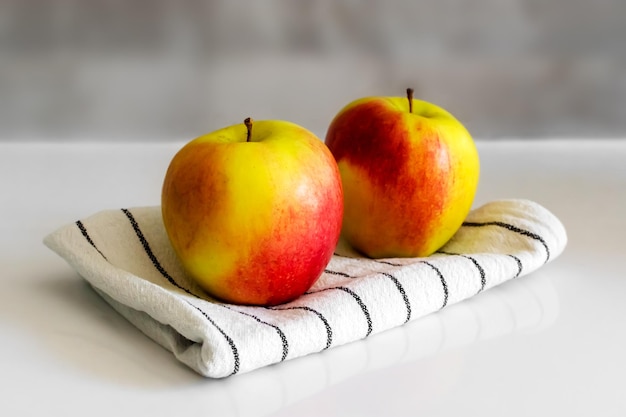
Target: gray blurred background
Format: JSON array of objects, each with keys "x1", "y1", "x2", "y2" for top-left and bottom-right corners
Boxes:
[{"x1": 1, "y1": 0, "x2": 625, "y2": 141}]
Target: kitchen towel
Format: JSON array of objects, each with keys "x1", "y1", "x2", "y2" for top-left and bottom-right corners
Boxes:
[{"x1": 44, "y1": 199, "x2": 567, "y2": 378}]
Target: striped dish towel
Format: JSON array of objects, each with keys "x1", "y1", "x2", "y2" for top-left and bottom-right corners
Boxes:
[{"x1": 44, "y1": 199, "x2": 566, "y2": 378}]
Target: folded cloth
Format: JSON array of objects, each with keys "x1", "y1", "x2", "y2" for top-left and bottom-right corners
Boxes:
[{"x1": 44, "y1": 199, "x2": 567, "y2": 378}]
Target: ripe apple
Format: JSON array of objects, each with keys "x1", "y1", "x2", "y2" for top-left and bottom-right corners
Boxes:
[
  {"x1": 325, "y1": 89, "x2": 479, "y2": 258},
  {"x1": 162, "y1": 118, "x2": 343, "y2": 306}
]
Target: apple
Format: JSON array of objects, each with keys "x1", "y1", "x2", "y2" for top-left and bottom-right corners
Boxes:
[
  {"x1": 325, "y1": 89, "x2": 479, "y2": 258},
  {"x1": 162, "y1": 118, "x2": 343, "y2": 306}
]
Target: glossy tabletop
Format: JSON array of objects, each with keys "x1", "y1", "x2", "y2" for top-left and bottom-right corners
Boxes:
[{"x1": 1, "y1": 139, "x2": 624, "y2": 416}]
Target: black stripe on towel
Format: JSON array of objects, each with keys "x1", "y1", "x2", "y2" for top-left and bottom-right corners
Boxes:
[
  {"x1": 508, "y1": 255, "x2": 523, "y2": 278},
  {"x1": 437, "y1": 252, "x2": 486, "y2": 295},
  {"x1": 336, "y1": 287, "x2": 373, "y2": 337},
  {"x1": 185, "y1": 301, "x2": 240, "y2": 376},
  {"x1": 324, "y1": 269, "x2": 353, "y2": 278},
  {"x1": 326, "y1": 265, "x2": 411, "y2": 324},
  {"x1": 307, "y1": 286, "x2": 373, "y2": 337},
  {"x1": 272, "y1": 305, "x2": 333, "y2": 350},
  {"x1": 75, "y1": 220, "x2": 107, "y2": 260},
  {"x1": 421, "y1": 261, "x2": 449, "y2": 309},
  {"x1": 121, "y1": 208, "x2": 185, "y2": 291},
  {"x1": 119, "y1": 209, "x2": 245, "y2": 373},
  {"x1": 225, "y1": 306, "x2": 289, "y2": 361},
  {"x1": 462, "y1": 221, "x2": 551, "y2": 263},
  {"x1": 330, "y1": 264, "x2": 411, "y2": 324},
  {"x1": 460, "y1": 254, "x2": 486, "y2": 294},
  {"x1": 381, "y1": 272, "x2": 412, "y2": 323},
  {"x1": 375, "y1": 260, "x2": 403, "y2": 267},
  {"x1": 76, "y1": 213, "x2": 242, "y2": 375}
]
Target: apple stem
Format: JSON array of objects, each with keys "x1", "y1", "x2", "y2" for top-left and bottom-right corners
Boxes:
[
  {"x1": 244, "y1": 117, "x2": 253, "y2": 142},
  {"x1": 407, "y1": 88, "x2": 414, "y2": 113}
]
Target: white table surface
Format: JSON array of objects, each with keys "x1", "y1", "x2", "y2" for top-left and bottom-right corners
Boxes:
[{"x1": 1, "y1": 139, "x2": 624, "y2": 416}]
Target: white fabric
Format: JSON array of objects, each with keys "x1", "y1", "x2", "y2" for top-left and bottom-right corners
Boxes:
[{"x1": 43, "y1": 199, "x2": 567, "y2": 378}]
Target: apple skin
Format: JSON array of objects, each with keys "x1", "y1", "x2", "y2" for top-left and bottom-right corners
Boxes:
[
  {"x1": 162, "y1": 119, "x2": 343, "y2": 306},
  {"x1": 325, "y1": 94, "x2": 479, "y2": 258}
]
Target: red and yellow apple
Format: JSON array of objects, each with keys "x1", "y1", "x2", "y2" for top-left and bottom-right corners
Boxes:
[
  {"x1": 162, "y1": 118, "x2": 343, "y2": 306},
  {"x1": 325, "y1": 89, "x2": 479, "y2": 258}
]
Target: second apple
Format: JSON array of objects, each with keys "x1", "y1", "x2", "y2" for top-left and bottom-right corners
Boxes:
[{"x1": 325, "y1": 89, "x2": 480, "y2": 258}]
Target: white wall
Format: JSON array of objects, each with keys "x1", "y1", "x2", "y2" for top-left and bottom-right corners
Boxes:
[{"x1": 2, "y1": 0, "x2": 624, "y2": 141}]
